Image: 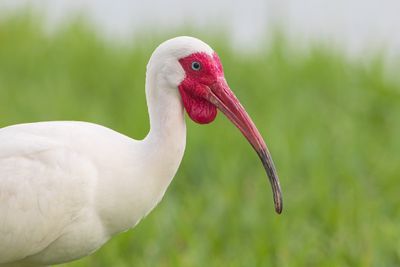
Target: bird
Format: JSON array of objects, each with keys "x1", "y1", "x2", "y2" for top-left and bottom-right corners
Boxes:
[{"x1": 0, "y1": 36, "x2": 282, "y2": 267}]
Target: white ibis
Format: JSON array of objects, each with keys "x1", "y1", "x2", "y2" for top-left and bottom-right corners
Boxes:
[{"x1": 0, "y1": 36, "x2": 282, "y2": 267}]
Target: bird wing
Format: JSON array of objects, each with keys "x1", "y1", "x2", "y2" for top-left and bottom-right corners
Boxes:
[{"x1": 0, "y1": 126, "x2": 97, "y2": 263}]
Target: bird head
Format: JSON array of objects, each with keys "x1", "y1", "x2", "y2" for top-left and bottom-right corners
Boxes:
[{"x1": 148, "y1": 36, "x2": 283, "y2": 214}]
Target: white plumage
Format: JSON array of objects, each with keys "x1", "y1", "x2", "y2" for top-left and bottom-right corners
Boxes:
[
  {"x1": 0, "y1": 36, "x2": 282, "y2": 267},
  {"x1": 0, "y1": 37, "x2": 210, "y2": 266}
]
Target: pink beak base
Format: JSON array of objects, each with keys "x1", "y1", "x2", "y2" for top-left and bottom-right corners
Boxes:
[{"x1": 206, "y1": 78, "x2": 283, "y2": 214}]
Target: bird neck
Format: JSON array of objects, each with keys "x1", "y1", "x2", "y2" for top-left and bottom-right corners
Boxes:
[
  {"x1": 142, "y1": 69, "x2": 187, "y2": 190},
  {"x1": 95, "y1": 78, "x2": 187, "y2": 236},
  {"x1": 144, "y1": 77, "x2": 186, "y2": 149}
]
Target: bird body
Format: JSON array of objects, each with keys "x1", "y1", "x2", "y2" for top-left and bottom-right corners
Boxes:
[
  {"x1": 0, "y1": 119, "x2": 184, "y2": 266},
  {"x1": 0, "y1": 37, "x2": 282, "y2": 266}
]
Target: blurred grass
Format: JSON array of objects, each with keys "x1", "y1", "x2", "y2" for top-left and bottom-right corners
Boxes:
[{"x1": 1, "y1": 14, "x2": 400, "y2": 267}]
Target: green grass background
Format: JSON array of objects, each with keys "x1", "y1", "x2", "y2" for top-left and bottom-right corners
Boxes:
[{"x1": 1, "y1": 15, "x2": 400, "y2": 267}]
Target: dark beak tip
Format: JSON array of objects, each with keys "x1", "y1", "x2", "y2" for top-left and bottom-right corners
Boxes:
[{"x1": 275, "y1": 203, "x2": 283, "y2": 214}]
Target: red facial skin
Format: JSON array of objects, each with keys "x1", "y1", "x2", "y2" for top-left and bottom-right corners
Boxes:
[
  {"x1": 178, "y1": 52, "x2": 223, "y2": 124},
  {"x1": 177, "y1": 52, "x2": 283, "y2": 214}
]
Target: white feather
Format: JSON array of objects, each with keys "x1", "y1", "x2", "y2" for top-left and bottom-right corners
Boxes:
[{"x1": 0, "y1": 36, "x2": 214, "y2": 266}]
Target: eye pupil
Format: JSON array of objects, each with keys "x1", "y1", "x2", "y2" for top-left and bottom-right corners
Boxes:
[{"x1": 191, "y1": 61, "x2": 201, "y2": 71}]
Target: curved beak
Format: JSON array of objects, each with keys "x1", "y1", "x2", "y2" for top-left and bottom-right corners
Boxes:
[{"x1": 205, "y1": 78, "x2": 283, "y2": 214}]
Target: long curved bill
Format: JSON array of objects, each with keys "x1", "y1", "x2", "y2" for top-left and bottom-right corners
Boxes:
[{"x1": 205, "y1": 78, "x2": 283, "y2": 214}]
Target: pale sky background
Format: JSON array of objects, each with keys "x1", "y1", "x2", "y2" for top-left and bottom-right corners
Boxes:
[{"x1": 1, "y1": 0, "x2": 400, "y2": 60}]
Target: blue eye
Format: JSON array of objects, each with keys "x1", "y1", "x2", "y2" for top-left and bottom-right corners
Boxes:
[{"x1": 191, "y1": 61, "x2": 201, "y2": 71}]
